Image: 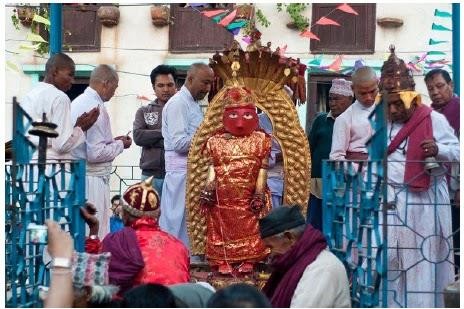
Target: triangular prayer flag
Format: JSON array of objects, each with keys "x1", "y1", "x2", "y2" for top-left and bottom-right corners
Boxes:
[
  {"x1": 308, "y1": 55, "x2": 322, "y2": 66},
  {"x1": 242, "y1": 36, "x2": 252, "y2": 44},
  {"x1": 432, "y1": 23, "x2": 452, "y2": 31},
  {"x1": 218, "y1": 9, "x2": 237, "y2": 26},
  {"x1": 328, "y1": 55, "x2": 343, "y2": 71},
  {"x1": 434, "y1": 9, "x2": 452, "y2": 18},
  {"x1": 188, "y1": 3, "x2": 208, "y2": 8},
  {"x1": 227, "y1": 27, "x2": 241, "y2": 35},
  {"x1": 429, "y1": 38, "x2": 449, "y2": 45},
  {"x1": 427, "y1": 51, "x2": 447, "y2": 56},
  {"x1": 278, "y1": 44, "x2": 287, "y2": 57},
  {"x1": 336, "y1": 3, "x2": 358, "y2": 15},
  {"x1": 316, "y1": 17, "x2": 340, "y2": 26},
  {"x1": 212, "y1": 12, "x2": 228, "y2": 23},
  {"x1": 226, "y1": 20, "x2": 246, "y2": 30},
  {"x1": 202, "y1": 9, "x2": 227, "y2": 18},
  {"x1": 300, "y1": 30, "x2": 320, "y2": 41},
  {"x1": 354, "y1": 59, "x2": 365, "y2": 70}
]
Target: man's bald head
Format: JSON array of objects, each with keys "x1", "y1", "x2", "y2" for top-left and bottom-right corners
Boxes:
[
  {"x1": 352, "y1": 66, "x2": 377, "y2": 85},
  {"x1": 89, "y1": 65, "x2": 119, "y2": 101},
  {"x1": 90, "y1": 65, "x2": 118, "y2": 85},
  {"x1": 185, "y1": 63, "x2": 214, "y2": 101},
  {"x1": 351, "y1": 66, "x2": 379, "y2": 108}
]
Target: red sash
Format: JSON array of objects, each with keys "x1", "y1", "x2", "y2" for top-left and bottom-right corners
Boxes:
[{"x1": 387, "y1": 105, "x2": 433, "y2": 192}]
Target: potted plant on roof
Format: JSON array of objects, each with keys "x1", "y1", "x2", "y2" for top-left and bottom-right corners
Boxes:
[
  {"x1": 14, "y1": 5, "x2": 36, "y2": 27},
  {"x1": 151, "y1": 4, "x2": 170, "y2": 27},
  {"x1": 97, "y1": 4, "x2": 120, "y2": 27},
  {"x1": 277, "y1": 3, "x2": 309, "y2": 31}
]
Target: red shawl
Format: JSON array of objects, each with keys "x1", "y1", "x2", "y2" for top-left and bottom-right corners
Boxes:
[
  {"x1": 262, "y1": 225, "x2": 327, "y2": 307},
  {"x1": 387, "y1": 105, "x2": 433, "y2": 192}
]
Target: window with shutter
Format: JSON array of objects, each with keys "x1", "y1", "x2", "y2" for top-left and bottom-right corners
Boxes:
[
  {"x1": 310, "y1": 3, "x2": 376, "y2": 54},
  {"x1": 39, "y1": 4, "x2": 102, "y2": 52},
  {"x1": 169, "y1": 4, "x2": 234, "y2": 53}
]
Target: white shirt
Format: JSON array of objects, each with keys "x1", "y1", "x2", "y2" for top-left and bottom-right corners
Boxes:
[
  {"x1": 70, "y1": 87, "x2": 123, "y2": 166},
  {"x1": 20, "y1": 82, "x2": 85, "y2": 160},
  {"x1": 330, "y1": 100, "x2": 376, "y2": 160},
  {"x1": 291, "y1": 249, "x2": 351, "y2": 308},
  {"x1": 162, "y1": 85, "x2": 203, "y2": 155}
]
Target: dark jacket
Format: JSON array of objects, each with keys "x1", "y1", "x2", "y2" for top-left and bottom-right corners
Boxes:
[{"x1": 133, "y1": 100, "x2": 165, "y2": 178}]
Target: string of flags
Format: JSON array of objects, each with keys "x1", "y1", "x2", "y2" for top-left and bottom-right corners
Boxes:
[{"x1": 300, "y1": 3, "x2": 359, "y2": 42}]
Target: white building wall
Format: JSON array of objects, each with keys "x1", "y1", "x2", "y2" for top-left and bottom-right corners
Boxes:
[{"x1": 4, "y1": 3, "x2": 454, "y2": 167}]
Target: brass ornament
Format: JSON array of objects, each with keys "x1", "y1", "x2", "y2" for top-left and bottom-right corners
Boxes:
[{"x1": 186, "y1": 47, "x2": 311, "y2": 255}]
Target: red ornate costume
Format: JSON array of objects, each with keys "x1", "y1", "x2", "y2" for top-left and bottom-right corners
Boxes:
[
  {"x1": 201, "y1": 87, "x2": 272, "y2": 273},
  {"x1": 85, "y1": 177, "x2": 190, "y2": 293}
]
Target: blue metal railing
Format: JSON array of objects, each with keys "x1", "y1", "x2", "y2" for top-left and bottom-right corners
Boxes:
[{"x1": 5, "y1": 99, "x2": 86, "y2": 307}]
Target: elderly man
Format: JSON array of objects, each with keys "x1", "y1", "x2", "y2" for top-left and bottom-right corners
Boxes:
[
  {"x1": 425, "y1": 69, "x2": 460, "y2": 271},
  {"x1": 308, "y1": 78, "x2": 353, "y2": 230},
  {"x1": 133, "y1": 65, "x2": 178, "y2": 196},
  {"x1": 20, "y1": 53, "x2": 99, "y2": 160},
  {"x1": 160, "y1": 62, "x2": 214, "y2": 248},
  {"x1": 81, "y1": 177, "x2": 190, "y2": 294},
  {"x1": 330, "y1": 66, "x2": 378, "y2": 161},
  {"x1": 425, "y1": 69, "x2": 459, "y2": 136},
  {"x1": 71, "y1": 65, "x2": 132, "y2": 238},
  {"x1": 259, "y1": 206, "x2": 351, "y2": 308},
  {"x1": 383, "y1": 51, "x2": 459, "y2": 307}
]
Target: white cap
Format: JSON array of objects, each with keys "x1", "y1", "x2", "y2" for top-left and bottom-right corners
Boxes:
[{"x1": 329, "y1": 78, "x2": 353, "y2": 97}]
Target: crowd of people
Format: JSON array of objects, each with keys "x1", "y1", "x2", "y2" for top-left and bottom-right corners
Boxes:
[{"x1": 19, "y1": 45, "x2": 459, "y2": 308}]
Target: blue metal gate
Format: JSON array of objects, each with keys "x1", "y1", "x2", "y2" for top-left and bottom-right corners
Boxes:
[
  {"x1": 322, "y1": 99, "x2": 459, "y2": 307},
  {"x1": 5, "y1": 99, "x2": 86, "y2": 307}
]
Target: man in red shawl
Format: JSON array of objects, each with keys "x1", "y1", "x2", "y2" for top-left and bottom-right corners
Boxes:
[
  {"x1": 81, "y1": 177, "x2": 190, "y2": 294},
  {"x1": 200, "y1": 86, "x2": 272, "y2": 275}
]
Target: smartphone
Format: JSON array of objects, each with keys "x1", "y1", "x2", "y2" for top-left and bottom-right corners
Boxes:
[{"x1": 27, "y1": 223, "x2": 48, "y2": 244}]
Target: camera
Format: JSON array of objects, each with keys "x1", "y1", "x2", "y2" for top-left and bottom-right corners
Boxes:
[{"x1": 27, "y1": 223, "x2": 48, "y2": 244}]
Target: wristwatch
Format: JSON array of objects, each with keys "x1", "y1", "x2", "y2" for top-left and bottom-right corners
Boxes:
[
  {"x1": 51, "y1": 257, "x2": 72, "y2": 269},
  {"x1": 89, "y1": 234, "x2": 98, "y2": 240}
]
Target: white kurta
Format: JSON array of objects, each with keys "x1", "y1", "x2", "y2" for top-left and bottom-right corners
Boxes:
[
  {"x1": 71, "y1": 87, "x2": 124, "y2": 238},
  {"x1": 161, "y1": 86, "x2": 203, "y2": 248},
  {"x1": 290, "y1": 249, "x2": 351, "y2": 308},
  {"x1": 20, "y1": 82, "x2": 85, "y2": 160},
  {"x1": 330, "y1": 101, "x2": 375, "y2": 160},
  {"x1": 386, "y1": 111, "x2": 459, "y2": 308}
]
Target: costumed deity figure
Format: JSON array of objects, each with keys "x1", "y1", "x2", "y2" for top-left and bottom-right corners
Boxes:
[
  {"x1": 186, "y1": 41, "x2": 311, "y2": 288},
  {"x1": 200, "y1": 87, "x2": 272, "y2": 274}
]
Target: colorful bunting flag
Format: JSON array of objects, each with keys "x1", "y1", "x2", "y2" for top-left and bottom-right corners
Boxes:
[
  {"x1": 316, "y1": 17, "x2": 340, "y2": 26},
  {"x1": 336, "y1": 3, "x2": 358, "y2": 15},
  {"x1": 278, "y1": 44, "x2": 287, "y2": 57},
  {"x1": 201, "y1": 9, "x2": 227, "y2": 18},
  {"x1": 353, "y1": 59, "x2": 365, "y2": 71},
  {"x1": 228, "y1": 27, "x2": 241, "y2": 35},
  {"x1": 212, "y1": 12, "x2": 228, "y2": 23},
  {"x1": 218, "y1": 9, "x2": 237, "y2": 26},
  {"x1": 429, "y1": 38, "x2": 449, "y2": 45},
  {"x1": 432, "y1": 23, "x2": 452, "y2": 31},
  {"x1": 226, "y1": 20, "x2": 246, "y2": 30},
  {"x1": 188, "y1": 3, "x2": 208, "y2": 8},
  {"x1": 327, "y1": 55, "x2": 343, "y2": 71},
  {"x1": 427, "y1": 51, "x2": 447, "y2": 56},
  {"x1": 300, "y1": 30, "x2": 320, "y2": 41},
  {"x1": 308, "y1": 55, "x2": 322, "y2": 66},
  {"x1": 242, "y1": 36, "x2": 252, "y2": 44},
  {"x1": 434, "y1": 9, "x2": 452, "y2": 18}
]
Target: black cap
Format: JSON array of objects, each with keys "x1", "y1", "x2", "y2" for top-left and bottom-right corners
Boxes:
[{"x1": 259, "y1": 205, "x2": 306, "y2": 238}]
